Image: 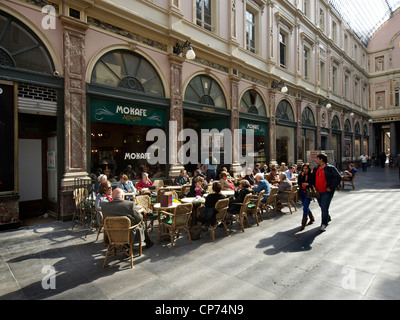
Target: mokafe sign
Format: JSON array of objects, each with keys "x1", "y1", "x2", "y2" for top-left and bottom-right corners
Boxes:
[{"x1": 90, "y1": 98, "x2": 165, "y2": 127}]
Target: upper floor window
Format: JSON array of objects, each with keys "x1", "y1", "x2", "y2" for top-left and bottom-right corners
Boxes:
[
  {"x1": 332, "y1": 65, "x2": 338, "y2": 94},
  {"x1": 319, "y1": 9, "x2": 325, "y2": 32},
  {"x1": 196, "y1": 0, "x2": 212, "y2": 31},
  {"x1": 279, "y1": 31, "x2": 288, "y2": 69},
  {"x1": 276, "y1": 99, "x2": 295, "y2": 122},
  {"x1": 332, "y1": 21, "x2": 337, "y2": 43},
  {"x1": 303, "y1": 46, "x2": 311, "y2": 80},
  {"x1": 0, "y1": 11, "x2": 54, "y2": 74},
  {"x1": 303, "y1": 0, "x2": 310, "y2": 18},
  {"x1": 246, "y1": 10, "x2": 256, "y2": 53},
  {"x1": 395, "y1": 88, "x2": 400, "y2": 107}
]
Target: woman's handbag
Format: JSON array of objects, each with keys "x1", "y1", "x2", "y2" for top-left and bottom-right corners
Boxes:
[{"x1": 306, "y1": 186, "x2": 320, "y2": 199}]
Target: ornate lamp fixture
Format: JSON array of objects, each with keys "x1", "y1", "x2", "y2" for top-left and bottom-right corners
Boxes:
[
  {"x1": 271, "y1": 80, "x2": 288, "y2": 93},
  {"x1": 173, "y1": 40, "x2": 196, "y2": 60}
]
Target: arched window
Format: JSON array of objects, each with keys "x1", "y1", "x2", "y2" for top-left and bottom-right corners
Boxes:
[
  {"x1": 0, "y1": 11, "x2": 53, "y2": 74},
  {"x1": 344, "y1": 119, "x2": 352, "y2": 133},
  {"x1": 301, "y1": 106, "x2": 315, "y2": 125},
  {"x1": 240, "y1": 89, "x2": 266, "y2": 116},
  {"x1": 184, "y1": 75, "x2": 227, "y2": 109},
  {"x1": 276, "y1": 99, "x2": 295, "y2": 122},
  {"x1": 91, "y1": 50, "x2": 164, "y2": 96},
  {"x1": 355, "y1": 122, "x2": 361, "y2": 135},
  {"x1": 332, "y1": 115, "x2": 341, "y2": 130},
  {"x1": 363, "y1": 124, "x2": 368, "y2": 137}
]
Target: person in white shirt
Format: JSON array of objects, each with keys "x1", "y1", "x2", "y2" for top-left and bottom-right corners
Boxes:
[{"x1": 360, "y1": 153, "x2": 369, "y2": 172}]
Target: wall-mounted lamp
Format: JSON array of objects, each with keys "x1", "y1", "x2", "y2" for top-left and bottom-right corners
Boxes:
[
  {"x1": 173, "y1": 40, "x2": 196, "y2": 60},
  {"x1": 349, "y1": 112, "x2": 355, "y2": 117},
  {"x1": 318, "y1": 98, "x2": 332, "y2": 109},
  {"x1": 271, "y1": 80, "x2": 288, "y2": 93},
  {"x1": 368, "y1": 119, "x2": 373, "y2": 123}
]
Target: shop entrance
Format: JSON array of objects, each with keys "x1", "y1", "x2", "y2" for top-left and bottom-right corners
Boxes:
[
  {"x1": 183, "y1": 110, "x2": 229, "y2": 175},
  {"x1": 18, "y1": 114, "x2": 57, "y2": 219}
]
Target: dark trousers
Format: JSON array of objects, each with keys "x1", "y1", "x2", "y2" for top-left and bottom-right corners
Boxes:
[{"x1": 317, "y1": 191, "x2": 334, "y2": 226}]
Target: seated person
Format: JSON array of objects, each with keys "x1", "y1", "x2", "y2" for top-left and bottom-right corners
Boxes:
[
  {"x1": 260, "y1": 163, "x2": 268, "y2": 173},
  {"x1": 174, "y1": 169, "x2": 190, "y2": 186},
  {"x1": 219, "y1": 171, "x2": 235, "y2": 191},
  {"x1": 197, "y1": 182, "x2": 226, "y2": 227},
  {"x1": 278, "y1": 162, "x2": 288, "y2": 172},
  {"x1": 95, "y1": 180, "x2": 113, "y2": 212},
  {"x1": 243, "y1": 168, "x2": 255, "y2": 186},
  {"x1": 265, "y1": 168, "x2": 279, "y2": 186},
  {"x1": 252, "y1": 173, "x2": 271, "y2": 203},
  {"x1": 94, "y1": 174, "x2": 107, "y2": 193},
  {"x1": 343, "y1": 163, "x2": 357, "y2": 180},
  {"x1": 276, "y1": 173, "x2": 293, "y2": 208},
  {"x1": 187, "y1": 176, "x2": 205, "y2": 197},
  {"x1": 228, "y1": 180, "x2": 252, "y2": 214},
  {"x1": 101, "y1": 188, "x2": 153, "y2": 248},
  {"x1": 136, "y1": 172, "x2": 154, "y2": 190},
  {"x1": 284, "y1": 166, "x2": 297, "y2": 181},
  {"x1": 253, "y1": 163, "x2": 261, "y2": 175},
  {"x1": 116, "y1": 174, "x2": 136, "y2": 193}
]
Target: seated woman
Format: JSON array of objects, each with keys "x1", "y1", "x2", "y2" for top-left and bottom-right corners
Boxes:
[
  {"x1": 197, "y1": 182, "x2": 226, "y2": 227},
  {"x1": 187, "y1": 176, "x2": 205, "y2": 197},
  {"x1": 228, "y1": 179, "x2": 252, "y2": 214},
  {"x1": 136, "y1": 172, "x2": 154, "y2": 190},
  {"x1": 219, "y1": 172, "x2": 235, "y2": 191},
  {"x1": 116, "y1": 174, "x2": 136, "y2": 194},
  {"x1": 94, "y1": 180, "x2": 113, "y2": 226},
  {"x1": 276, "y1": 172, "x2": 292, "y2": 205}
]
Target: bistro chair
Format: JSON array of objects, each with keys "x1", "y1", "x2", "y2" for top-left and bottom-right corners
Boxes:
[
  {"x1": 263, "y1": 187, "x2": 278, "y2": 219},
  {"x1": 96, "y1": 210, "x2": 104, "y2": 242},
  {"x1": 72, "y1": 187, "x2": 91, "y2": 228},
  {"x1": 280, "y1": 185, "x2": 298, "y2": 214},
  {"x1": 158, "y1": 203, "x2": 193, "y2": 249},
  {"x1": 136, "y1": 195, "x2": 159, "y2": 232},
  {"x1": 228, "y1": 194, "x2": 252, "y2": 232},
  {"x1": 180, "y1": 185, "x2": 191, "y2": 198},
  {"x1": 153, "y1": 179, "x2": 164, "y2": 191},
  {"x1": 209, "y1": 198, "x2": 230, "y2": 241},
  {"x1": 103, "y1": 216, "x2": 143, "y2": 269},
  {"x1": 246, "y1": 190, "x2": 265, "y2": 226}
]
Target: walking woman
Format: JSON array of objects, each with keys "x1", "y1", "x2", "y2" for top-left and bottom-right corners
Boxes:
[{"x1": 298, "y1": 163, "x2": 315, "y2": 230}]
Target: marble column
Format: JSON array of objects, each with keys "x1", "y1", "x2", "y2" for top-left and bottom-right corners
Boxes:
[
  {"x1": 168, "y1": 54, "x2": 185, "y2": 178},
  {"x1": 229, "y1": 75, "x2": 242, "y2": 177},
  {"x1": 59, "y1": 16, "x2": 89, "y2": 219}
]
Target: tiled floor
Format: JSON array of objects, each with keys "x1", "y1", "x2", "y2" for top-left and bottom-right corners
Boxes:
[{"x1": 1, "y1": 166, "x2": 399, "y2": 300}]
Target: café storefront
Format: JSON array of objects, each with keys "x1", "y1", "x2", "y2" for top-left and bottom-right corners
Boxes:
[{"x1": 88, "y1": 49, "x2": 169, "y2": 180}]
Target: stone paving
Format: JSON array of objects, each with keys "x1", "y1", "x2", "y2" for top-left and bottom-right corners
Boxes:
[{"x1": 1, "y1": 166, "x2": 399, "y2": 300}]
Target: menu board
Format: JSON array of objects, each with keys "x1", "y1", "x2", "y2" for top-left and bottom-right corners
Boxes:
[{"x1": 0, "y1": 84, "x2": 15, "y2": 193}]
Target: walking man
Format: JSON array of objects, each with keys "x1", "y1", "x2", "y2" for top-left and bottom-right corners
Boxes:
[
  {"x1": 313, "y1": 154, "x2": 341, "y2": 231},
  {"x1": 360, "y1": 153, "x2": 369, "y2": 172}
]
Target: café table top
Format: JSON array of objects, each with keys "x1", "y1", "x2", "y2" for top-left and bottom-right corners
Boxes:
[{"x1": 181, "y1": 197, "x2": 205, "y2": 204}]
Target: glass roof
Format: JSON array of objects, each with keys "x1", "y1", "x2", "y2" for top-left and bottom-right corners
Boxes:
[{"x1": 329, "y1": 0, "x2": 400, "y2": 46}]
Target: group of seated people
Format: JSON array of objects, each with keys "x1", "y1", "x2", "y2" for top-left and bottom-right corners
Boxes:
[{"x1": 92, "y1": 161, "x2": 304, "y2": 247}]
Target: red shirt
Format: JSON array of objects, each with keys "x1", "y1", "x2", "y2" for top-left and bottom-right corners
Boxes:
[
  {"x1": 315, "y1": 166, "x2": 327, "y2": 193},
  {"x1": 136, "y1": 179, "x2": 153, "y2": 190}
]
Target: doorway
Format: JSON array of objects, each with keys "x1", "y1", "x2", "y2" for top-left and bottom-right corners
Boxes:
[{"x1": 18, "y1": 113, "x2": 57, "y2": 220}]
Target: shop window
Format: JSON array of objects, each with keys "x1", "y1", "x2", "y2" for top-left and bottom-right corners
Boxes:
[
  {"x1": 91, "y1": 50, "x2": 164, "y2": 97},
  {"x1": 276, "y1": 99, "x2": 295, "y2": 122},
  {"x1": 184, "y1": 75, "x2": 227, "y2": 109},
  {"x1": 240, "y1": 89, "x2": 266, "y2": 116},
  {"x1": 0, "y1": 11, "x2": 53, "y2": 74}
]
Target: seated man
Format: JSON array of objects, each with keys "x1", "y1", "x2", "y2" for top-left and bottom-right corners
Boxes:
[
  {"x1": 174, "y1": 169, "x2": 190, "y2": 186},
  {"x1": 116, "y1": 174, "x2": 136, "y2": 193},
  {"x1": 252, "y1": 173, "x2": 271, "y2": 203},
  {"x1": 101, "y1": 188, "x2": 153, "y2": 248},
  {"x1": 343, "y1": 163, "x2": 357, "y2": 181},
  {"x1": 266, "y1": 167, "x2": 279, "y2": 186},
  {"x1": 284, "y1": 166, "x2": 297, "y2": 181}
]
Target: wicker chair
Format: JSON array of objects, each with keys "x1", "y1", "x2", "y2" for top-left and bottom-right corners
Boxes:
[
  {"x1": 153, "y1": 179, "x2": 164, "y2": 191},
  {"x1": 341, "y1": 173, "x2": 357, "y2": 190},
  {"x1": 180, "y1": 185, "x2": 191, "y2": 197},
  {"x1": 103, "y1": 216, "x2": 143, "y2": 269},
  {"x1": 136, "y1": 195, "x2": 158, "y2": 232},
  {"x1": 263, "y1": 187, "x2": 278, "y2": 219},
  {"x1": 279, "y1": 185, "x2": 298, "y2": 214},
  {"x1": 209, "y1": 198, "x2": 230, "y2": 241},
  {"x1": 158, "y1": 203, "x2": 193, "y2": 249},
  {"x1": 228, "y1": 193, "x2": 252, "y2": 232},
  {"x1": 246, "y1": 190, "x2": 265, "y2": 226}
]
